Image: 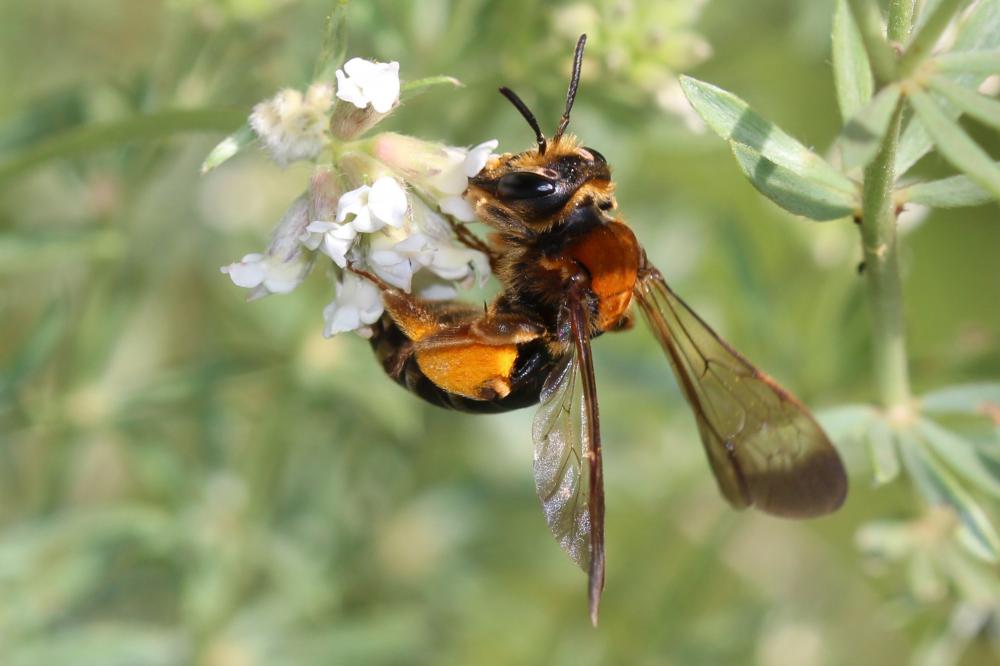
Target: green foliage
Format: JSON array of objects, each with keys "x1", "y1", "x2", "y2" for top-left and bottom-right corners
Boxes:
[
  {"x1": 0, "y1": 1, "x2": 998, "y2": 665},
  {"x1": 684, "y1": 1, "x2": 1000, "y2": 662}
]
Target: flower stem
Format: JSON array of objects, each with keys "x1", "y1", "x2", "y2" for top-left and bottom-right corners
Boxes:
[{"x1": 860, "y1": 100, "x2": 911, "y2": 411}]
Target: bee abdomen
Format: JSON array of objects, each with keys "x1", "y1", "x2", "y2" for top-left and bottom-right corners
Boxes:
[{"x1": 368, "y1": 314, "x2": 554, "y2": 414}]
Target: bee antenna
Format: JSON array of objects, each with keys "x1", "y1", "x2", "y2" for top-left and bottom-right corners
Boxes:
[
  {"x1": 499, "y1": 86, "x2": 547, "y2": 155},
  {"x1": 553, "y1": 34, "x2": 587, "y2": 143}
]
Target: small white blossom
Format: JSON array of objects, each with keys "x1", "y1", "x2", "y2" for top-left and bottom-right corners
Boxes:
[
  {"x1": 220, "y1": 195, "x2": 314, "y2": 299},
  {"x1": 323, "y1": 272, "x2": 384, "y2": 338},
  {"x1": 304, "y1": 220, "x2": 358, "y2": 267},
  {"x1": 373, "y1": 134, "x2": 498, "y2": 221},
  {"x1": 335, "y1": 58, "x2": 400, "y2": 114},
  {"x1": 249, "y1": 83, "x2": 334, "y2": 166},
  {"x1": 336, "y1": 176, "x2": 409, "y2": 233},
  {"x1": 368, "y1": 228, "x2": 434, "y2": 292},
  {"x1": 221, "y1": 252, "x2": 308, "y2": 297},
  {"x1": 425, "y1": 242, "x2": 491, "y2": 287},
  {"x1": 418, "y1": 282, "x2": 459, "y2": 300}
]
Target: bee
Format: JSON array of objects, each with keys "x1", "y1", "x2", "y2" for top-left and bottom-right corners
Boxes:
[{"x1": 359, "y1": 35, "x2": 847, "y2": 625}]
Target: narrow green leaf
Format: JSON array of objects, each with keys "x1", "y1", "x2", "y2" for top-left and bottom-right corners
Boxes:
[
  {"x1": 929, "y1": 74, "x2": 1000, "y2": 131},
  {"x1": 679, "y1": 76, "x2": 856, "y2": 194},
  {"x1": 887, "y1": 0, "x2": 917, "y2": 43},
  {"x1": 867, "y1": 417, "x2": 901, "y2": 484},
  {"x1": 401, "y1": 75, "x2": 463, "y2": 97},
  {"x1": 200, "y1": 123, "x2": 254, "y2": 174},
  {"x1": 0, "y1": 303, "x2": 68, "y2": 402},
  {"x1": 919, "y1": 418, "x2": 1000, "y2": 499},
  {"x1": 836, "y1": 84, "x2": 902, "y2": 171},
  {"x1": 896, "y1": 0, "x2": 1000, "y2": 174},
  {"x1": 899, "y1": 431, "x2": 1000, "y2": 561},
  {"x1": 0, "y1": 109, "x2": 246, "y2": 186},
  {"x1": 922, "y1": 383, "x2": 1000, "y2": 414},
  {"x1": 833, "y1": 0, "x2": 875, "y2": 120},
  {"x1": 731, "y1": 143, "x2": 857, "y2": 220},
  {"x1": 909, "y1": 87, "x2": 1000, "y2": 200},
  {"x1": 898, "y1": 0, "x2": 970, "y2": 77},
  {"x1": 933, "y1": 48, "x2": 1000, "y2": 74},
  {"x1": 817, "y1": 404, "x2": 877, "y2": 442},
  {"x1": 898, "y1": 170, "x2": 996, "y2": 207},
  {"x1": 313, "y1": 0, "x2": 350, "y2": 82},
  {"x1": 845, "y1": 0, "x2": 899, "y2": 82}
]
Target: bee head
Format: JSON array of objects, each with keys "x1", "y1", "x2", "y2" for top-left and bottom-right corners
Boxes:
[{"x1": 466, "y1": 34, "x2": 615, "y2": 233}]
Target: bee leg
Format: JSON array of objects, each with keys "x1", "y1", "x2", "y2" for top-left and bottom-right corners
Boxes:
[{"x1": 446, "y1": 218, "x2": 501, "y2": 269}]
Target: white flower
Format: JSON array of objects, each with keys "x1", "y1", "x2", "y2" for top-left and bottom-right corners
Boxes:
[
  {"x1": 336, "y1": 176, "x2": 408, "y2": 233},
  {"x1": 335, "y1": 58, "x2": 400, "y2": 114},
  {"x1": 424, "y1": 139, "x2": 497, "y2": 221},
  {"x1": 425, "y1": 242, "x2": 491, "y2": 287},
  {"x1": 368, "y1": 228, "x2": 434, "y2": 291},
  {"x1": 220, "y1": 195, "x2": 314, "y2": 299},
  {"x1": 249, "y1": 83, "x2": 334, "y2": 166},
  {"x1": 373, "y1": 134, "x2": 498, "y2": 221},
  {"x1": 323, "y1": 272, "x2": 385, "y2": 338},
  {"x1": 304, "y1": 220, "x2": 358, "y2": 267},
  {"x1": 221, "y1": 252, "x2": 309, "y2": 297}
]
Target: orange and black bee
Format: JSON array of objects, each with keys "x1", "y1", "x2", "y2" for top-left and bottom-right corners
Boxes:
[{"x1": 359, "y1": 35, "x2": 847, "y2": 625}]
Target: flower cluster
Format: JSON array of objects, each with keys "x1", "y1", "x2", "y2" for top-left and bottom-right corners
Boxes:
[{"x1": 217, "y1": 57, "x2": 494, "y2": 339}]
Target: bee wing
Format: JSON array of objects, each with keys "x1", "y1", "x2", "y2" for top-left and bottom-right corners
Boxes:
[
  {"x1": 634, "y1": 265, "x2": 847, "y2": 517},
  {"x1": 532, "y1": 296, "x2": 605, "y2": 625}
]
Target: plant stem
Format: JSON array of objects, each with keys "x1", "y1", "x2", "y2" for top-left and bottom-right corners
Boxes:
[{"x1": 860, "y1": 100, "x2": 912, "y2": 410}]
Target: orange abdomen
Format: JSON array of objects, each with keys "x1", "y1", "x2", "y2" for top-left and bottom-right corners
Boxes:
[{"x1": 567, "y1": 221, "x2": 640, "y2": 331}]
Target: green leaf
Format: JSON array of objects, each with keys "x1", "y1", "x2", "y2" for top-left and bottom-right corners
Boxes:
[
  {"x1": 731, "y1": 143, "x2": 857, "y2": 220},
  {"x1": 836, "y1": 84, "x2": 902, "y2": 171},
  {"x1": 922, "y1": 383, "x2": 1000, "y2": 414},
  {"x1": 897, "y1": 170, "x2": 996, "y2": 207},
  {"x1": 896, "y1": 0, "x2": 1000, "y2": 174},
  {"x1": 817, "y1": 404, "x2": 877, "y2": 441},
  {"x1": 679, "y1": 76, "x2": 856, "y2": 195},
  {"x1": 200, "y1": 123, "x2": 255, "y2": 174},
  {"x1": 867, "y1": 417, "x2": 901, "y2": 485},
  {"x1": 898, "y1": 431, "x2": 1000, "y2": 561},
  {"x1": 933, "y1": 48, "x2": 1000, "y2": 74},
  {"x1": 897, "y1": 0, "x2": 969, "y2": 77},
  {"x1": 313, "y1": 0, "x2": 350, "y2": 82},
  {"x1": 918, "y1": 418, "x2": 1000, "y2": 499},
  {"x1": 833, "y1": 0, "x2": 875, "y2": 120},
  {"x1": 908, "y1": 87, "x2": 1000, "y2": 200},
  {"x1": 401, "y1": 75, "x2": 463, "y2": 98},
  {"x1": 929, "y1": 74, "x2": 1000, "y2": 132},
  {"x1": 845, "y1": 0, "x2": 898, "y2": 83},
  {"x1": 0, "y1": 109, "x2": 245, "y2": 186}
]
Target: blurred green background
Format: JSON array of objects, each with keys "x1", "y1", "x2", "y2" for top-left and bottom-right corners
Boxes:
[{"x1": 1, "y1": 1, "x2": 998, "y2": 664}]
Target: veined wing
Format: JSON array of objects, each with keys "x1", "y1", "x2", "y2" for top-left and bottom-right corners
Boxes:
[
  {"x1": 634, "y1": 264, "x2": 847, "y2": 517},
  {"x1": 532, "y1": 295, "x2": 605, "y2": 625}
]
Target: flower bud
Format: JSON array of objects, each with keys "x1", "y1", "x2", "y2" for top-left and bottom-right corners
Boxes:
[{"x1": 249, "y1": 83, "x2": 334, "y2": 166}]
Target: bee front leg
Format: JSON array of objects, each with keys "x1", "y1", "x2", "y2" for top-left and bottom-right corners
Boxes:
[{"x1": 446, "y1": 218, "x2": 501, "y2": 270}]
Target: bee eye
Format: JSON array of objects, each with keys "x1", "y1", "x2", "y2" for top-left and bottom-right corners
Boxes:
[
  {"x1": 497, "y1": 172, "x2": 557, "y2": 199},
  {"x1": 583, "y1": 146, "x2": 606, "y2": 164}
]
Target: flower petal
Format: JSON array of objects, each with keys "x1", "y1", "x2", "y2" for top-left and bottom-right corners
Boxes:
[
  {"x1": 221, "y1": 254, "x2": 266, "y2": 288},
  {"x1": 368, "y1": 176, "x2": 408, "y2": 227},
  {"x1": 463, "y1": 139, "x2": 499, "y2": 177}
]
